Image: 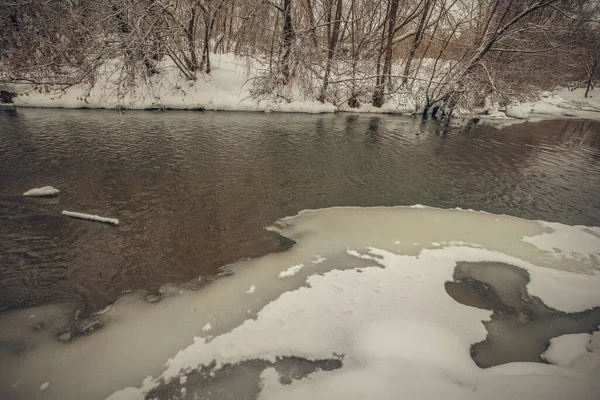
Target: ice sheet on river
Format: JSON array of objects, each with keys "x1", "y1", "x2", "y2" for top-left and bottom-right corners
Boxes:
[{"x1": 1, "y1": 206, "x2": 600, "y2": 400}]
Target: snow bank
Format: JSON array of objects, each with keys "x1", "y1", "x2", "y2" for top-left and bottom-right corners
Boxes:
[
  {"x1": 11, "y1": 55, "x2": 339, "y2": 114},
  {"x1": 23, "y1": 186, "x2": 60, "y2": 197},
  {"x1": 61, "y1": 210, "x2": 119, "y2": 226},
  {"x1": 2, "y1": 206, "x2": 600, "y2": 400},
  {"x1": 10, "y1": 53, "x2": 599, "y2": 121},
  {"x1": 503, "y1": 88, "x2": 600, "y2": 122}
]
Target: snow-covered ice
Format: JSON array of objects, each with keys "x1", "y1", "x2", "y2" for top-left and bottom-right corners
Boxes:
[
  {"x1": 1, "y1": 206, "x2": 600, "y2": 400},
  {"x1": 246, "y1": 286, "x2": 256, "y2": 294},
  {"x1": 542, "y1": 330, "x2": 600, "y2": 378},
  {"x1": 62, "y1": 210, "x2": 119, "y2": 226},
  {"x1": 23, "y1": 186, "x2": 59, "y2": 197},
  {"x1": 542, "y1": 333, "x2": 592, "y2": 367},
  {"x1": 202, "y1": 323, "x2": 212, "y2": 332},
  {"x1": 39, "y1": 382, "x2": 49, "y2": 391},
  {"x1": 589, "y1": 331, "x2": 600, "y2": 352}
]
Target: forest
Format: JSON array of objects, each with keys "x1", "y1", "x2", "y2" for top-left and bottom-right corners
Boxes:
[{"x1": 1, "y1": 0, "x2": 599, "y2": 114}]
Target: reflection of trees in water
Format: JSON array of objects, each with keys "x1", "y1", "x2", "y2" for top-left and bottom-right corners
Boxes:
[{"x1": 491, "y1": 120, "x2": 600, "y2": 148}]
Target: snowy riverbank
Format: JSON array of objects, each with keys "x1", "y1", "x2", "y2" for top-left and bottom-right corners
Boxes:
[{"x1": 3, "y1": 53, "x2": 599, "y2": 121}]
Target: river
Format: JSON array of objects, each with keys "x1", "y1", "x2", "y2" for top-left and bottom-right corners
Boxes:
[{"x1": 1, "y1": 108, "x2": 600, "y2": 313}]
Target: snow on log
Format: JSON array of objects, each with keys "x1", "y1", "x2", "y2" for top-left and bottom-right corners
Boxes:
[
  {"x1": 62, "y1": 211, "x2": 119, "y2": 226},
  {"x1": 23, "y1": 186, "x2": 60, "y2": 197}
]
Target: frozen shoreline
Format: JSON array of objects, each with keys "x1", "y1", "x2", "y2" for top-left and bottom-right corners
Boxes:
[{"x1": 1, "y1": 206, "x2": 599, "y2": 400}]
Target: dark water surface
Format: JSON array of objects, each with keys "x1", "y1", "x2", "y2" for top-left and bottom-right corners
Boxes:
[{"x1": 1, "y1": 108, "x2": 600, "y2": 312}]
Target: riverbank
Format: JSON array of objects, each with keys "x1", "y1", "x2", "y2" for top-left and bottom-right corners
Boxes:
[{"x1": 2, "y1": 54, "x2": 599, "y2": 122}]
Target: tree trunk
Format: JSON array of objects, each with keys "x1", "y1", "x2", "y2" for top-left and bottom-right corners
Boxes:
[
  {"x1": 319, "y1": 0, "x2": 343, "y2": 102},
  {"x1": 306, "y1": 0, "x2": 318, "y2": 47},
  {"x1": 403, "y1": 0, "x2": 432, "y2": 85},
  {"x1": 434, "y1": 0, "x2": 559, "y2": 113},
  {"x1": 372, "y1": 0, "x2": 400, "y2": 107},
  {"x1": 187, "y1": 7, "x2": 198, "y2": 72},
  {"x1": 281, "y1": 0, "x2": 294, "y2": 84},
  {"x1": 585, "y1": 58, "x2": 597, "y2": 98}
]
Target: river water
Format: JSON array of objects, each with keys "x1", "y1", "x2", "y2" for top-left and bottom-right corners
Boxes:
[{"x1": 1, "y1": 108, "x2": 600, "y2": 313}]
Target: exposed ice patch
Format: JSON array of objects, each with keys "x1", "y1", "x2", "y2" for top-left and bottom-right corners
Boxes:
[
  {"x1": 23, "y1": 186, "x2": 59, "y2": 197},
  {"x1": 278, "y1": 264, "x2": 305, "y2": 279}
]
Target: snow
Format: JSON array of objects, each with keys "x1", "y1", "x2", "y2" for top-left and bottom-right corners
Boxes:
[
  {"x1": 2, "y1": 206, "x2": 600, "y2": 400},
  {"x1": 11, "y1": 54, "x2": 338, "y2": 114},
  {"x1": 541, "y1": 330, "x2": 600, "y2": 379},
  {"x1": 310, "y1": 256, "x2": 327, "y2": 264},
  {"x1": 202, "y1": 323, "x2": 212, "y2": 332},
  {"x1": 61, "y1": 210, "x2": 119, "y2": 226},
  {"x1": 523, "y1": 222, "x2": 600, "y2": 256},
  {"x1": 103, "y1": 207, "x2": 600, "y2": 400},
  {"x1": 542, "y1": 333, "x2": 592, "y2": 367},
  {"x1": 503, "y1": 88, "x2": 600, "y2": 122},
  {"x1": 589, "y1": 331, "x2": 600, "y2": 352},
  {"x1": 246, "y1": 285, "x2": 256, "y2": 294},
  {"x1": 23, "y1": 186, "x2": 60, "y2": 197},
  {"x1": 10, "y1": 53, "x2": 598, "y2": 120},
  {"x1": 278, "y1": 264, "x2": 305, "y2": 278},
  {"x1": 505, "y1": 104, "x2": 532, "y2": 119},
  {"x1": 522, "y1": 222, "x2": 600, "y2": 274}
]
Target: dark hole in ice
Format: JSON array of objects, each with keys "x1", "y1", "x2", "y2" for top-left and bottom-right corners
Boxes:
[{"x1": 445, "y1": 262, "x2": 600, "y2": 368}]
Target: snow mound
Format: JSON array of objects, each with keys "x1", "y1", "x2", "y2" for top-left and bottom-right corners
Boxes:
[
  {"x1": 542, "y1": 333, "x2": 592, "y2": 367},
  {"x1": 542, "y1": 330, "x2": 600, "y2": 379},
  {"x1": 23, "y1": 186, "x2": 60, "y2": 197}
]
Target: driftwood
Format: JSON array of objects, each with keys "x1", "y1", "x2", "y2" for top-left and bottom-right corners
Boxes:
[{"x1": 62, "y1": 210, "x2": 119, "y2": 226}]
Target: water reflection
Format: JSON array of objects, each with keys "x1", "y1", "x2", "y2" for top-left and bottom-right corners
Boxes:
[{"x1": 1, "y1": 108, "x2": 600, "y2": 312}]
